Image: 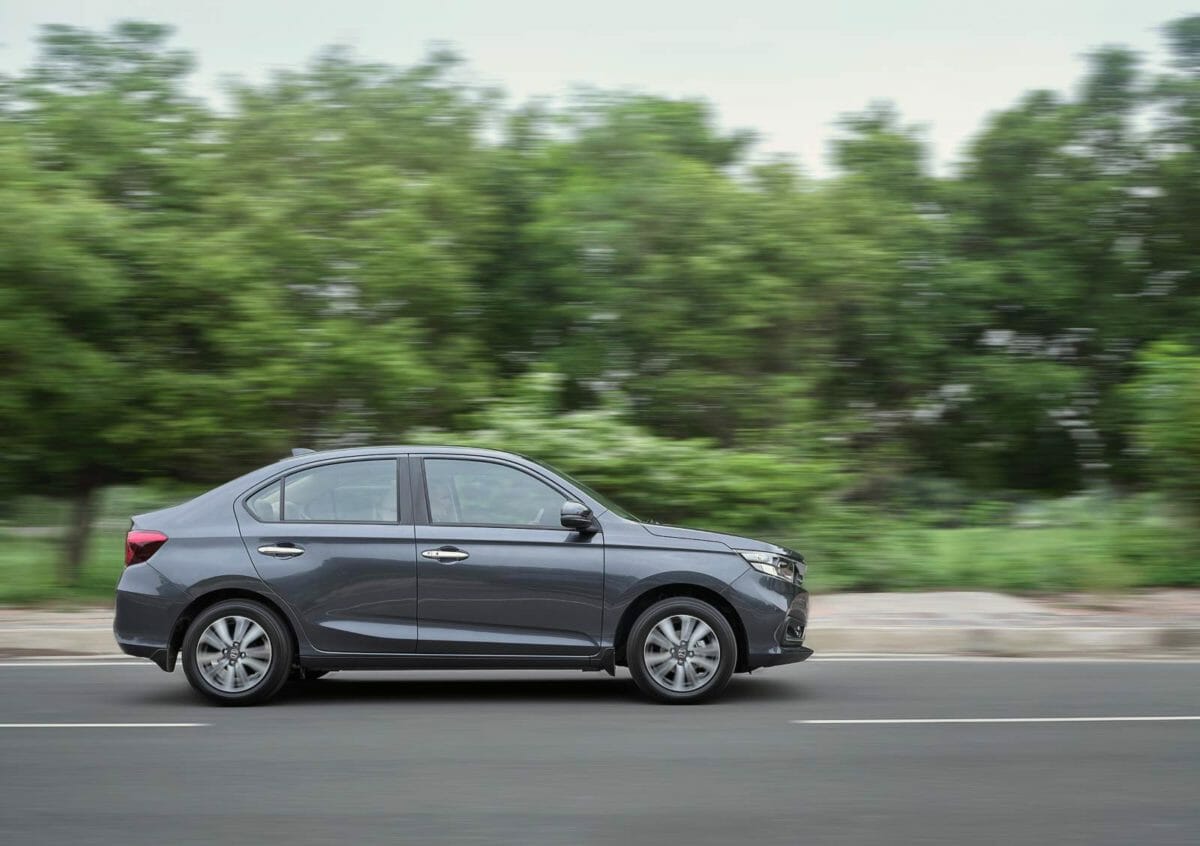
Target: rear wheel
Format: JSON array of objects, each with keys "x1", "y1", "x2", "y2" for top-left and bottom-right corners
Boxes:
[
  {"x1": 182, "y1": 599, "x2": 293, "y2": 706},
  {"x1": 627, "y1": 598, "x2": 737, "y2": 704}
]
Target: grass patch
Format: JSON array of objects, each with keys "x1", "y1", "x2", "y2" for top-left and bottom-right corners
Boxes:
[
  {"x1": 0, "y1": 529, "x2": 127, "y2": 605},
  {"x1": 0, "y1": 484, "x2": 203, "y2": 605},
  {"x1": 788, "y1": 493, "x2": 1200, "y2": 593}
]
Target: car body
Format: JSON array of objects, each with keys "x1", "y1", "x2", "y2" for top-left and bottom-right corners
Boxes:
[{"x1": 115, "y1": 446, "x2": 811, "y2": 704}]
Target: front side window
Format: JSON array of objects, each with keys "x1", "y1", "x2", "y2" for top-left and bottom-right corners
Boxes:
[
  {"x1": 282, "y1": 460, "x2": 398, "y2": 522},
  {"x1": 425, "y1": 459, "x2": 565, "y2": 528}
]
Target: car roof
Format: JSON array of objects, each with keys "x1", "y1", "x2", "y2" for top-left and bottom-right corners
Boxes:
[{"x1": 275, "y1": 445, "x2": 537, "y2": 468}]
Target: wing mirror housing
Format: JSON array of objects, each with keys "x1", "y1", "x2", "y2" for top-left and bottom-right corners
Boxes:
[{"x1": 560, "y1": 500, "x2": 597, "y2": 533}]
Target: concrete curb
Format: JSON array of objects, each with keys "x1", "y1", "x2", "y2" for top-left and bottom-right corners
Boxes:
[
  {"x1": 3, "y1": 624, "x2": 1200, "y2": 659},
  {"x1": 808, "y1": 626, "x2": 1200, "y2": 656},
  {"x1": 0, "y1": 627, "x2": 117, "y2": 656}
]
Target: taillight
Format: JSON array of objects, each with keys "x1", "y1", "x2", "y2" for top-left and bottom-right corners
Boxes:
[{"x1": 125, "y1": 530, "x2": 168, "y2": 566}]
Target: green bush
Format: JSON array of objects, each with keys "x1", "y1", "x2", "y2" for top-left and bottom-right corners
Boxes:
[{"x1": 411, "y1": 372, "x2": 842, "y2": 538}]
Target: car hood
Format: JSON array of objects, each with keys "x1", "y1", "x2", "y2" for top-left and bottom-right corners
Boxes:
[{"x1": 640, "y1": 523, "x2": 801, "y2": 559}]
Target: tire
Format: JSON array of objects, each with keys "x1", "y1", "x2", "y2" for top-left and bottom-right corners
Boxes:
[
  {"x1": 627, "y1": 597, "x2": 737, "y2": 704},
  {"x1": 181, "y1": 599, "x2": 293, "y2": 706}
]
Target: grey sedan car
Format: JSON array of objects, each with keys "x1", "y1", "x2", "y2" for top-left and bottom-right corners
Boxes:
[{"x1": 115, "y1": 446, "x2": 811, "y2": 705}]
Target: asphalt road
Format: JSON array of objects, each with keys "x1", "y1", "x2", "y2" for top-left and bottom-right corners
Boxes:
[{"x1": 1, "y1": 658, "x2": 1198, "y2": 846}]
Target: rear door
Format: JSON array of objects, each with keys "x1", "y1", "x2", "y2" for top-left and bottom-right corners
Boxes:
[
  {"x1": 412, "y1": 455, "x2": 604, "y2": 656},
  {"x1": 237, "y1": 457, "x2": 418, "y2": 654}
]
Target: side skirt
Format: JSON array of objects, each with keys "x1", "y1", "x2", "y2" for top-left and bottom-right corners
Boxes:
[{"x1": 299, "y1": 653, "x2": 603, "y2": 672}]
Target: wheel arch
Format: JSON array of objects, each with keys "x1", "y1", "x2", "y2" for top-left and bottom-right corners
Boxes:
[
  {"x1": 168, "y1": 588, "x2": 300, "y2": 672},
  {"x1": 613, "y1": 583, "x2": 749, "y2": 673}
]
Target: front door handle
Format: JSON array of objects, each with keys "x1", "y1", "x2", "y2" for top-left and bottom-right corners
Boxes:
[
  {"x1": 421, "y1": 546, "x2": 469, "y2": 563},
  {"x1": 258, "y1": 544, "x2": 304, "y2": 559}
]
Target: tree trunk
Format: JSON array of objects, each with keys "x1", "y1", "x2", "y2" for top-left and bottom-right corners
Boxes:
[{"x1": 59, "y1": 486, "x2": 98, "y2": 587}]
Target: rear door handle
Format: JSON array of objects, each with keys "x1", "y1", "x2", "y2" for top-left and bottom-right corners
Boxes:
[
  {"x1": 258, "y1": 544, "x2": 304, "y2": 559},
  {"x1": 421, "y1": 547, "x2": 469, "y2": 563}
]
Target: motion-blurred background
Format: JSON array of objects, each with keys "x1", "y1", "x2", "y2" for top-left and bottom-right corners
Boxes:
[{"x1": 1, "y1": 1, "x2": 1198, "y2": 603}]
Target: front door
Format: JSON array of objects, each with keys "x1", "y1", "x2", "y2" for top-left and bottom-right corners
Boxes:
[
  {"x1": 412, "y1": 456, "x2": 604, "y2": 656},
  {"x1": 237, "y1": 457, "x2": 418, "y2": 654}
]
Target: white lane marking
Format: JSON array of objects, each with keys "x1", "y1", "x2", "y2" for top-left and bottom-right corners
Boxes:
[
  {"x1": 5, "y1": 654, "x2": 131, "y2": 660},
  {"x1": 794, "y1": 716, "x2": 1200, "y2": 725},
  {"x1": 811, "y1": 656, "x2": 1200, "y2": 663},
  {"x1": 0, "y1": 661, "x2": 151, "y2": 668},
  {"x1": 810, "y1": 625, "x2": 1180, "y2": 631},
  {"x1": 0, "y1": 627, "x2": 114, "y2": 632},
  {"x1": 0, "y1": 723, "x2": 207, "y2": 729},
  {"x1": 0, "y1": 656, "x2": 1197, "y2": 670}
]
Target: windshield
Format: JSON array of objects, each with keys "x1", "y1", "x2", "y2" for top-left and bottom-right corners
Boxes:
[{"x1": 526, "y1": 457, "x2": 640, "y2": 522}]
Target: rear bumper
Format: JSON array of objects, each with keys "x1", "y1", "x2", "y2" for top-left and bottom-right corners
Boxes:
[
  {"x1": 115, "y1": 639, "x2": 173, "y2": 671},
  {"x1": 114, "y1": 563, "x2": 189, "y2": 672}
]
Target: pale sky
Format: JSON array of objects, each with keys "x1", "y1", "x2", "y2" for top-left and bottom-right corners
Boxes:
[{"x1": 0, "y1": 0, "x2": 1193, "y2": 176}]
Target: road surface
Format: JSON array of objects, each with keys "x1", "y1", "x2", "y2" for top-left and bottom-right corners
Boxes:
[{"x1": 1, "y1": 658, "x2": 1198, "y2": 845}]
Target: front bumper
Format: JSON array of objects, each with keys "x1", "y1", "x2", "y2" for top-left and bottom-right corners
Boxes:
[
  {"x1": 751, "y1": 644, "x2": 814, "y2": 668},
  {"x1": 725, "y1": 569, "x2": 811, "y2": 671}
]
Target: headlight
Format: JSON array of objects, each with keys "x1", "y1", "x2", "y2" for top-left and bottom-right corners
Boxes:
[{"x1": 737, "y1": 550, "x2": 801, "y2": 583}]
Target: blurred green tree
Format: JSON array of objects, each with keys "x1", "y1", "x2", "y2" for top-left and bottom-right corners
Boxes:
[
  {"x1": 2, "y1": 16, "x2": 1200, "y2": 590},
  {"x1": 1127, "y1": 343, "x2": 1200, "y2": 516},
  {"x1": 0, "y1": 23, "x2": 249, "y2": 583}
]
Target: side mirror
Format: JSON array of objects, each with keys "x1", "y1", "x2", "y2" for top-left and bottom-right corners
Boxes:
[{"x1": 560, "y1": 501, "x2": 595, "y2": 532}]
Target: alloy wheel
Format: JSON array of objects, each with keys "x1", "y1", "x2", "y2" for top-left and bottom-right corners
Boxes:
[
  {"x1": 642, "y1": 613, "x2": 721, "y2": 693},
  {"x1": 195, "y1": 615, "x2": 273, "y2": 693}
]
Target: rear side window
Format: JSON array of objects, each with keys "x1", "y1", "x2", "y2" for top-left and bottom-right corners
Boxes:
[
  {"x1": 283, "y1": 460, "x2": 398, "y2": 522},
  {"x1": 247, "y1": 460, "x2": 399, "y2": 523},
  {"x1": 246, "y1": 482, "x2": 281, "y2": 521}
]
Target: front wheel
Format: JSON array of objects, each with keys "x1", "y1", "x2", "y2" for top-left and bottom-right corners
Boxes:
[
  {"x1": 627, "y1": 598, "x2": 737, "y2": 704},
  {"x1": 181, "y1": 600, "x2": 293, "y2": 706}
]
